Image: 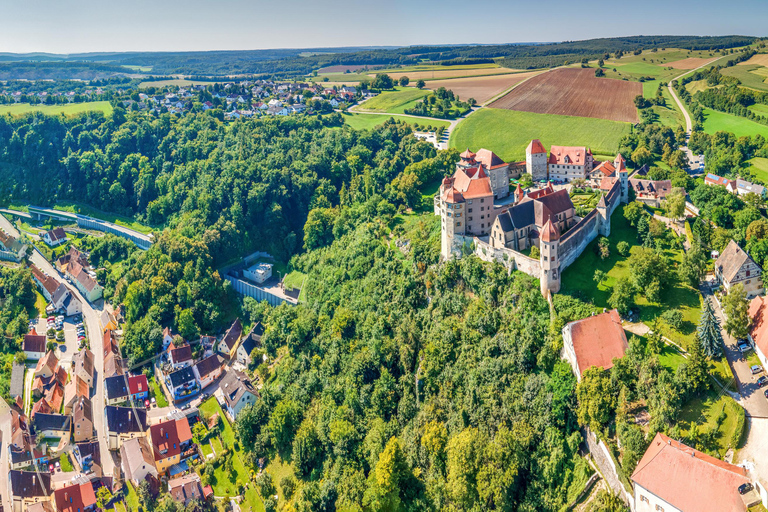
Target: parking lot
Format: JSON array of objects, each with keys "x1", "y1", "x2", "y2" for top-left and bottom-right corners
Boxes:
[{"x1": 32, "y1": 314, "x2": 86, "y2": 368}]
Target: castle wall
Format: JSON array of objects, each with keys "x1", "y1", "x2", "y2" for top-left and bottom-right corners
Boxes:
[
  {"x1": 474, "y1": 238, "x2": 541, "y2": 278},
  {"x1": 605, "y1": 179, "x2": 622, "y2": 215},
  {"x1": 559, "y1": 209, "x2": 599, "y2": 271}
]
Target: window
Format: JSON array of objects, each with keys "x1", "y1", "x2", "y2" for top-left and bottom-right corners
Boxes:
[
  {"x1": 746, "y1": 280, "x2": 751, "y2": 284},
  {"x1": 480, "y1": 198, "x2": 485, "y2": 203},
  {"x1": 468, "y1": 217, "x2": 473, "y2": 221},
  {"x1": 481, "y1": 224, "x2": 485, "y2": 228},
  {"x1": 468, "y1": 208, "x2": 473, "y2": 213},
  {"x1": 455, "y1": 213, "x2": 461, "y2": 218},
  {"x1": 456, "y1": 222, "x2": 461, "y2": 227},
  {"x1": 747, "y1": 270, "x2": 751, "y2": 277},
  {"x1": 655, "y1": 506, "x2": 664, "y2": 512},
  {"x1": 468, "y1": 199, "x2": 473, "y2": 204}
]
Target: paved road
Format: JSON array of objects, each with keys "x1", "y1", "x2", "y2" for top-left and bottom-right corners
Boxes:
[{"x1": 0, "y1": 396, "x2": 10, "y2": 512}]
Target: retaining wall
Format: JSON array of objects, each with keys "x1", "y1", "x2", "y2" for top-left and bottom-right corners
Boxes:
[
  {"x1": 474, "y1": 238, "x2": 541, "y2": 278},
  {"x1": 584, "y1": 428, "x2": 634, "y2": 510},
  {"x1": 225, "y1": 275, "x2": 298, "y2": 307}
]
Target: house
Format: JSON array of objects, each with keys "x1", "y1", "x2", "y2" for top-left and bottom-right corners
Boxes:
[
  {"x1": 236, "y1": 323, "x2": 263, "y2": 367},
  {"x1": 68, "y1": 261, "x2": 103, "y2": 302},
  {"x1": 101, "y1": 310, "x2": 118, "y2": 331},
  {"x1": 734, "y1": 178, "x2": 766, "y2": 198},
  {"x1": 74, "y1": 441, "x2": 101, "y2": 476},
  {"x1": 715, "y1": 240, "x2": 764, "y2": 299},
  {"x1": 33, "y1": 413, "x2": 71, "y2": 438},
  {"x1": 561, "y1": 309, "x2": 628, "y2": 380},
  {"x1": 168, "y1": 341, "x2": 193, "y2": 369},
  {"x1": 105, "y1": 406, "x2": 147, "y2": 450},
  {"x1": 168, "y1": 473, "x2": 204, "y2": 505},
  {"x1": 243, "y1": 262, "x2": 272, "y2": 284},
  {"x1": 149, "y1": 417, "x2": 193, "y2": 475},
  {"x1": 23, "y1": 330, "x2": 47, "y2": 361},
  {"x1": 162, "y1": 327, "x2": 175, "y2": 350},
  {"x1": 218, "y1": 318, "x2": 243, "y2": 357},
  {"x1": 52, "y1": 284, "x2": 82, "y2": 317},
  {"x1": 35, "y1": 350, "x2": 59, "y2": 380},
  {"x1": 129, "y1": 374, "x2": 150, "y2": 401},
  {"x1": 56, "y1": 246, "x2": 88, "y2": 275},
  {"x1": 44, "y1": 382, "x2": 65, "y2": 412},
  {"x1": 628, "y1": 179, "x2": 673, "y2": 208},
  {"x1": 53, "y1": 481, "x2": 97, "y2": 512},
  {"x1": 455, "y1": 149, "x2": 512, "y2": 200},
  {"x1": 120, "y1": 437, "x2": 158, "y2": 486},
  {"x1": 631, "y1": 432, "x2": 757, "y2": 512},
  {"x1": 63, "y1": 376, "x2": 89, "y2": 415},
  {"x1": 193, "y1": 354, "x2": 224, "y2": 388},
  {"x1": 10, "y1": 470, "x2": 51, "y2": 512},
  {"x1": 748, "y1": 295, "x2": 768, "y2": 372},
  {"x1": 72, "y1": 396, "x2": 94, "y2": 442},
  {"x1": 547, "y1": 145, "x2": 594, "y2": 182},
  {"x1": 30, "y1": 264, "x2": 60, "y2": 301},
  {"x1": 104, "y1": 352, "x2": 124, "y2": 378},
  {"x1": 103, "y1": 330, "x2": 119, "y2": 358},
  {"x1": 31, "y1": 399, "x2": 53, "y2": 419},
  {"x1": 104, "y1": 375, "x2": 129, "y2": 405},
  {"x1": 73, "y1": 349, "x2": 94, "y2": 388},
  {"x1": 166, "y1": 366, "x2": 200, "y2": 401},
  {"x1": 10, "y1": 361, "x2": 25, "y2": 401},
  {"x1": 42, "y1": 227, "x2": 67, "y2": 247},
  {"x1": 216, "y1": 370, "x2": 258, "y2": 420},
  {"x1": 704, "y1": 173, "x2": 734, "y2": 188}
]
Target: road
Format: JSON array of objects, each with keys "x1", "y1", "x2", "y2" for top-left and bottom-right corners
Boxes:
[{"x1": 0, "y1": 214, "x2": 116, "y2": 484}]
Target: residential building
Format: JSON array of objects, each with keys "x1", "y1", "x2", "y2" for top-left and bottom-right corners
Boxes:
[
  {"x1": 120, "y1": 437, "x2": 158, "y2": 486},
  {"x1": 168, "y1": 341, "x2": 193, "y2": 369},
  {"x1": 73, "y1": 441, "x2": 101, "y2": 476},
  {"x1": 129, "y1": 374, "x2": 150, "y2": 401},
  {"x1": 193, "y1": 354, "x2": 224, "y2": 389},
  {"x1": 67, "y1": 261, "x2": 103, "y2": 302},
  {"x1": 216, "y1": 369, "x2": 258, "y2": 420},
  {"x1": 63, "y1": 376, "x2": 89, "y2": 415},
  {"x1": 105, "y1": 406, "x2": 147, "y2": 450},
  {"x1": 10, "y1": 361, "x2": 24, "y2": 401},
  {"x1": 561, "y1": 309, "x2": 628, "y2": 380},
  {"x1": 42, "y1": 227, "x2": 67, "y2": 247},
  {"x1": 734, "y1": 178, "x2": 766, "y2": 197},
  {"x1": 149, "y1": 418, "x2": 193, "y2": 475},
  {"x1": 30, "y1": 264, "x2": 60, "y2": 302},
  {"x1": 10, "y1": 470, "x2": 51, "y2": 512},
  {"x1": 166, "y1": 366, "x2": 200, "y2": 401},
  {"x1": 23, "y1": 330, "x2": 47, "y2": 360},
  {"x1": 103, "y1": 330, "x2": 119, "y2": 359},
  {"x1": 236, "y1": 323, "x2": 263, "y2": 367},
  {"x1": 715, "y1": 240, "x2": 764, "y2": 299},
  {"x1": 56, "y1": 247, "x2": 88, "y2": 275},
  {"x1": 217, "y1": 318, "x2": 243, "y2": 357},
  {"x1": 72, "y1": 349, "x2": 94, "y2": 388},
  {"x1": 35, "y1": 350, "x2": 59, "y2": 380},
  {"x1": 631, "y1": 433, "x2": 757, "y2": 512},
  {"x1": 748, "y1": 295, "x2": 768, "y2": 371},
  {"x1": 100, "y1": 309, "x2": 118, "y2": 331},
  {"x1": 104, "y1": 351, "x2": 124, "y2": 378},
  {"x1": 73, "y1": 396, "x2": 94, "y2": 442},
  {"x1": 51, "y1": 284, "x2": 82, "y2": 317},
  {"x1": 704, "y1": 173, "x2": 733, "y2": 188},
  {"x1": 33, "y1": 413, "x2": 71, "y2": 438},
  {"x1": 628, "y1": 179, "x2": 673, "y2": 208},
  {"x1": 168, "y1": 473, "x2": 204, "y2": 505},
  {"x1": 53, "y1": 481, "x2": 97, "y2": 512}
]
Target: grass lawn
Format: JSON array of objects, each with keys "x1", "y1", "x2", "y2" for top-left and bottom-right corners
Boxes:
[
  {"x1": 748, "y1": 103, "x2": 768, "y2": 117},
  {"x1": 243, "y1": 486, "x2": 267, "y2": 512},
  {"x1": 746, "y1": 157, "x2": 768, "y2": 183},
  {"x1": 53, "y1": 201, "x2": 154, "y2": 234},
  {"x1": 560, "y1": 205, "x2": 702, "y2": 349},
  {"x1": 33, "y1": 291, "x2": 47, "y2": 318},
  {"x1": 60, "y1": 453, "x2": 74, "y2": 472},
  {"x1": 678, "y1": 389, "x2": 745, "y2": 458},
  {"x1": 266, "y1": 456, "x2": 295, "y2": 503},
  {"x1": 150, "y1": 376, "x2": 169, "y2": 408},
  {"x1": 283, "y1": 270, "x2": 307, "y2": 302},
  {"x1": 630, "y1": 332, "x2": 688, "y2": 371},
  {"x1": 701, "y1": 108, "x2": 768, "y2": 138},
  {"x1": 0, "y1": 101, "x2": 113, "y2": 117},
  {"x1": 652, "y1": 88, "x2": 685, "y2": 128},
  {"x1": 355, "y1": 87, "x2": 430, "y2": 114},
  {"x1": 341, "y1": 112, "x2": 449, "y2": 131},
  {"x1": 450, "y1": 108, "x2": 631, "y2": 162},
  {"x1": 123, "y1": 481, "x2": 139, "y2": 511}
]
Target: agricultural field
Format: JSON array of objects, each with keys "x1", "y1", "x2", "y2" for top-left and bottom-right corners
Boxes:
[
  {"x1": 721, "y1": 65, "x2": 768, "y2": 92},
  {"x1": 426, "y1": 70, "x2": 542, "y2": 105},
  {"x1": 0, "y1": 101, "x2": 113, "y2": 117},
  {"x1": 373, "y1": 66, "x2": 522, "y2": 81},
  {"x1": 489, "y1": 68, "x2": 641, "y2": 123},
  {"x1": 450, "y1": 108, "x2": 631, "y2": 162},
  {"x1": 341, "y1": 112, "x2": 449, "y2": 131},
  {"x1": 701, "y1": 107, "x2": 768, "y2": 138},
  {"x1": 666, "y1": 57, "x2": 719, "y2": 69},
  {"x1": 353, "y1": 87, "x2": 429, "y2": 114},
  {"x1": 317, "y1": 64, "x2": 370, "y2": 73},
  {"x1": 738, "y1": 53, "x2": 768, "y2": 67},
  {"x1": 749, "y1": 103, "x2": 768, "y2": 117},
  {"x1": 138, "y1": 79, "x2": 222, "y2": 88}
]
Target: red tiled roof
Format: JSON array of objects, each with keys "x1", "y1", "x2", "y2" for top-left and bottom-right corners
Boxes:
[
  {"x1": 567, "y1": 309, "x2": 628, "y2": 376},
  {"x1": 527, "y1": 139, "x2": 546, "y2": 155},
  {"x1": 600, "y1": 177, "x2": 618, "y2": 191},
  {"x1": 24, "y1": 333, "x2": 46, "y2": 354},
  {"x1": 54, "y1": 482, "x2": 97, "y2": 512},
  {"x1": 593, "y1": 161, "x2": 616, "y2": 177},
  {"x1": 548, "y1": 145, "x2": 592, "y2": 166},
  {"x1": 170, "y1": 344, "x2": 193, "y2": 363},
  {"x1": 704, "y1": 173, "x2": 732, "y2": 187},
  {"x1": 150, "y1": 418, "x2": 193, "y2": 461},
  {"x1": 128, "y1": 375, "x2": 149, "y2": 396},
  {"x1": 631, "y1": 433, "x2": 749, "y2": 512},
  {"x1": 749, "y1": 296, "x2": 768, "y2": 362},
  {"x1": 460, "y1": 148, "x2": 476, "y2": 159},
  {"x1": 475, "y1": 148, "x2": 506, "y2": 169},
  {"x1": 540, "y1": 219, "x2": 559, "y2": 242}
]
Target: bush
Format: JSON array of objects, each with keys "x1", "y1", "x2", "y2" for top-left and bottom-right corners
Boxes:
[
  {"x1": 662, "y1": 309, "x2": 684, "y2": 330},
  {"x1": 280, "y1": 476, "x2": 296, "y2": 499},
  {"x1": 530, "y1": 246, "x2": 540, "y2": 259},
  {"x1": 256, "y1": 472, "x2": 276, "y2": 497},
  {"x1": 617, "y1": 241, "x2": 630, "y2": 256}
]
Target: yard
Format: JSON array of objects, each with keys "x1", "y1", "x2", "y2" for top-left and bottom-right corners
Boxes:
[
  {"x1": 0, "y1": 101, "x2": 113, "y2": 117},
  {"x1": 678, "y1": 389, "x2": 745, "y2": 458},
  {"x1": 149, "y1": 376, "x2": 169, "y2": 408},
  {"x1": 560, "y1": 205, "x2": 702, "y2": 350}
]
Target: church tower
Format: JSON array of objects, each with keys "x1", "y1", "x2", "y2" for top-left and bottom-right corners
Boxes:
[{"x1": 539, "y1": 218, "x2": 561, "y2": 297}]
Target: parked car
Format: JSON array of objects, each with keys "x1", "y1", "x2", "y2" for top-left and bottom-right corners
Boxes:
[
  {"x1": 757, "y1": 376, "x2": 768, "y2": 387},
  {"x1": 739, "y1": 483, "x2": 753, "y2": 495},
  {"x1": 738, "y1": 341, "x2": 751, "y2": 352},
  {"x1": 764, "y1": 388, "x2": 768, "y2": 399},
  {"x1": 752, "y1": 365, "x2": 764, "y2": 375}
]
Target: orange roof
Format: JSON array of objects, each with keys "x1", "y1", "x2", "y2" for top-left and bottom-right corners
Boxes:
[
  {"x1": 567, "y1": 309, "x2": 628, "y2": 376},
  {"x1": 540, "y1": 219, "x2": 559, "y2": 242},
  {"x1": 527, "y1": 139, "x2": 547, "y2": 155},
  {"x1": 475, "y1": 149, "x2": 506, "y2": 169},
  {"x1": 599, "y1": 177, "x2": 618, "y2": 191},
  {"x1": 54, "y1": 482, "x2": 97, "y2": 512},
  {"x1": 150, "y1": 418, "x2": 193, "y2": 461},
  {"x1": 593, "y1": 161, "x2": 616, "y2": 177},
  {"x1": 632, "y1": 433, "x2": 749, "y2": 512},
  {"x1": 442, "y1": 167, "x2": 493, "y2": 202},
  {"x1": 614, "y1": 153, "x2": 626, "y2": 171},
  {"x1": 548, "y1": 145, "x2": 592, "y2": 166},
  {"x1": 749, "y1": 296, "x2": 768, "y2": 361},
  {"x1": 460, "y1": 148, "x2": 476, "y2": 160}
]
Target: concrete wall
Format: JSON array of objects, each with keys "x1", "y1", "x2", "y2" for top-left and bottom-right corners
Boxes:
[
  {"x1": 474, "y1": 238, "x2": 541, "y2": 278},
  {"x1": 0, "y1": 248, "x2": 23, "y2": 262},
  {"x1": 225, "y1": 275, "x2": 297, "y2": 307},
  {"x1": 75, "y1": 216, "x2": 152, "y2": 250},
  {"x1": 559, "y1": 209, "x2": 599, "y2": 271},
  {"x1": 584, "y1": 428, "x2": 634, "y2": 508}
]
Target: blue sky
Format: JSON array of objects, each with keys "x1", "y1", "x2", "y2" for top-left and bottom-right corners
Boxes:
[{"x1": 1, "y1": 0, "x2": 766, "y2": 53}]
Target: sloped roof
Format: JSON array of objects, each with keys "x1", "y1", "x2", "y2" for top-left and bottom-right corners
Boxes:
[
  {"x1": 104, "y1": 375, "x2": 129, "y2": 400},
  {"x1": 104, "y1": 352, "x2": 124, "y2": 378},
  {"x1": 74, "y1": 396, "x2": 93, "y2": 426},
  {"x1": 54, "y1": 482, "x2": 97, "y2": 512},
  {"x1": 631, "y1": 432, "x2": 749, "y2": 512},
  {"x1": 10, "y1": 361, "x2": 25, "y2": 399},
  {"x1": 629, "y1": 179, "x2": 672, "y2": 199},
  {"x1": 240, "y1": 323, "x2": 263, "y2": 356},
  {"x1": 219, "y1": 369, "x2": 258, "y2": 410},
  {"x1": 566, "y1": 309, "x2": 628, "y2": 376},
  {"x1": 105, "y1": 406, "x2": 146, "y2": 434},
  {"x1": 64, "y1": 376, "x2": 89, "y2": 407},
  {"x1": 10, "y1": 470, "x2": 50, "y2": 498},
  {"x1": 592, "y1": 160, "x2": 616, "y2": 177},
  {"x1": 221, "y1": 318, "x2": 243, "y2": 351},
  {"x1": 120, "y1": 437, "x2": 156, "y2": 483},
  {"x1": 195, "y1": 354, "x2": 224, "y2": 379},
  {"x1": 475, "y1": 148, "x2": 506, "y2": 169},
  {"x1": 168, "y1": 473, "x2": 203, "y2": 504},
  {"x1": 128, "y1": 374, "x2": 149, "y2": 396},
  {"x1": 45, "y1": 227, "x2": 67, "y2": 242},
  {"x1": 34, "y1": 413, "x2": 71, "y2": 433},
  {"x1": 534, "y1": 189, "x2": 574, "y2": 218},
  {"x1": 31, "y1": 398, "x2": 53, "y2": 418},
  {"x1": 170, "y1": 344, "x2": 193, "y2": 364},
  {"x1": 716, "y1": 240, "x2": 758, "y2": 283},
  {"x1": 24, "y1": 333, "x2": 46, "y2": 354},
  {"x1": 150, "y1": 418, "x2": 193, "y2": 461},
  {"x1": 548, "y1": 145, "x2": 591, "y2": 166},
  {"x1": 527, "y1": 139, "x2": 547, "y2": 155},
  {"x1": 35, "y1": 350, "x2": 59, "y2": 376},
  {"x1": 44, "y1": 382, "x2": 64, "y2": 413},
  {"x1": 506, "y1": 200, "x2": 535, "y2": 230},
  {"x1": 540, "y1": 219, "x2": 559, "y2": 242},
  {"x1": 74, "y1": 349, "x2": 94, "y2": 379}
]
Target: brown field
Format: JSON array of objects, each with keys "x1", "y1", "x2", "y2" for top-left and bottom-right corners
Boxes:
[
  {"x1": 426, "y1": 71, "x2": 543, "y2": 105},
  {"x1": 489, "y1": 68, "x2": 640, "y2": 123},
  {"x1": 372, "y1": 67, "x2": 521, "y2": 81},
  {"x1": 738, "y1": 54, "x2": 768, "y2": 67},
  {"x1": 666, "y1": 57, "x2": 719, "y2": 69},
  {"x1": 318, "y1": 64, "x2": 370, "y2": 73}
]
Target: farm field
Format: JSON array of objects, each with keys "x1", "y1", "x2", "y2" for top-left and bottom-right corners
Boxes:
[
  {"x1": 373, "y1": 66, "x2": 522, "y2": 81},
  {"x1": 737, "y1": 54, "x2": 768, "y2": 67},
  {"x1": 489, "y1": 68, "x2": 641, "y2": 123},
  {"x1": 353, "y1": 87, "x2": 429, "y2": 114},
  {"x1": 749, "y1": 104, "x2": 768, "y2": 116},
  {"x1": 138, "y1": 79, "x2": 222, "y2": 88},
  {"x1": 317, "y1": 64, "x2": 370, "y2": 73},
  {"x1": 426, "y1": 70, "x2": 542, "y2": 105},
  {"x1": 721, "y1": 65, "x2": 768, "y2": 92},
  {"x1": 450, "y1": 108, "x2": 631, "y2": 162},
  {"x1": 666, "y1": 57, "x2": 719, "y2": 69},
  {"x1": 341, "y1": 112, "x2": 449, "y2": 131},
  {"x1": 701, "y1": 108, "x2": 768, "y2": 138},
  {"x1": 0, "y1": 101, "x2": 113, "y2": 117}
]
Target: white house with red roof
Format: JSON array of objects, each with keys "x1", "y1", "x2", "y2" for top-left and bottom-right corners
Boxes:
[
  {"x1": 561, "y1": 309, "x2": 628, "y2": 380},
  {"x1": 632, "y1": 432, "x2": 762, "y2": 512}
]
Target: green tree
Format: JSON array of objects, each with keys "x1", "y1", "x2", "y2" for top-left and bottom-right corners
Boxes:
[
  {"x1": 698, "y1": 298, "x2": 724, "y2": 358},
  {"x1": 587, "y1": 489, "x2": 630, "y2": 511},
  {"x1": 416, "y1": 79, "x2": 426, "y2": 89},
  {"x1": 723, "y1": 283, "x2": 751, "y2": 339},
  {"x1": 595, "y1": 68, "x2": 605, "y2": 77},
  {"x1": 609, "y1": 277, "x2": 635, "y2": 314},
  {"x1": 372, "y1": 73, "x2": 394, "y2": 90},
  {"x1": 631, "y1": 146, "x2": 653, "y2": 168},
  {"x1": 399, "y1": 76, "x2": 410, "y2": 87},
  {"x1": 577, "y1": 367, "x2": 616, "y2": 435},
  {"x1": 594, "y1": 269, "x2": 606, "y2": 285},
  {"x1": 665, "y1": 187, "x2": 686, "y2": 221},
  {"x1": 624, "y1": 201, "x2": 645, "y2": 226},
  {"x1": 684, "y1": 333, "x2": 710, "y2": 395},
  {"x1": 96, "y1": 486, "x2": 112, "y2": 509},
  {"x1": 303, "y1": 207, "x2": 337, "y2": 250},
  {"x1": 662, "y1": 309, "x2": 683, "y2": 330},
  {"x1": 616, "y1": 240, "x2": 630, "y2": 256},
  {"x1": 446, "y1": 428, "x2": 481, "y2": 508},
  {"x1": 267, "y1": 399, "x2": 301, "y2": 455}
]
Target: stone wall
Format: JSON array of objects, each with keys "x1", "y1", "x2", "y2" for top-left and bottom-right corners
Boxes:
[
  {"x1": 474, "y1": 238, "x2": 541, "y2": 278},
  {"x1": 584, "y1": 428, "x2": 634, "y2": 509},
  {"x1": 606, "y1": 179, "x2": 622, "y2": 216},
  {"x1": 559, "y1": 209, "x2": 599, "y2": 271}
]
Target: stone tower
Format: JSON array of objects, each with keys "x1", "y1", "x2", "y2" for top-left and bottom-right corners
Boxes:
[
  {"x1": 439, "y1": 178, "x2": 466, "y2": 260},
  {"x1": 597, "y1": 194, "x2": 610, "y2": 237},
  {"x1": 614, "y1": 153, "x2": 629, "y2": 204},
  {"x1": 526, "y1": 139, "x2": 548, "y2": 181},
  {"x1": 539, "y1": 218, "x2": 561, "y2": 297}
]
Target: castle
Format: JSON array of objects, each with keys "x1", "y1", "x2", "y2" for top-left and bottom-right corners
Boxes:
[{"x1": 436, "y1": 141, "x2": 628, "y2": 297}]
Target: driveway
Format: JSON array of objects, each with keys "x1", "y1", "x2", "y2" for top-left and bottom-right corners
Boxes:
[{"x1": 736, "y1": 418, "x2": 768, "y2": 486}]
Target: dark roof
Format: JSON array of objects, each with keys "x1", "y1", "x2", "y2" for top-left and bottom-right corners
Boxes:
[
  {"x1": 104, "y1": 375, "x2": 129, "y2": 400},
  {"x1": 46, "y1": 227, "x2": 66, "y2": 242},
  {"x1": 168, "y1": 366, "x2": 196, "y2": 387},
  {"x1": 170, "y1": 344, "x2": 192, "y2": 363},
  {"x1": 496, "y1": 210, "x2": 514, "y2": 233},
  {"x1": 10, "y1": 362, "x2": 24, "y2": 399},
  {"x1": 195, "y1": 354, "x2": 223, "y2": 379},
  {"x1": 76, "y1": 441, "x2": 101, "y2": 466},
  {"x1": 10, "y1": 446, "x2": 33, "y2": 465},
  {"x1": 534, "y1": 188, "x2": 574, "y2": 217},
  {"x1": 507, "y1": 200, "x2": 535, "y2": 230},
  {"x1": 240, "y1": 323, "x2": 263, "y2": 356},
  {"x1": 221, "y1": 318, "x2": 243, "y2": 350},
  {"x1": 33, "y1": 413, "x2": 71, "y2": 433},
  {"x1": 219, "y1": 370, "x2": 258, "y2": 410},
  {"x1": 10, "y1": 470, "x2": 50, "y2": 498},
  {"x1": 52, "y1": 284, "x2": 69, "y2": 305},
  {"x1": 105, "y1": 406, "x2": 146, "y2": 434},
  {"x1": 23, "y1": 333, "x2": 46, "y2": 354}
]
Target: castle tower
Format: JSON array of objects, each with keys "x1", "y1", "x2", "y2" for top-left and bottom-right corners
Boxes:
[
  {"x1": 526, "y1": 139, "x2": 548, "y2": 181},
  {"x1": 514, "y1": 182, "x2": 525, "y2": 203},
  {"x1": 439, "y1": 179, "x2": 466, "y2": 260},
  {"x1": 597, "y1": 194, "x2": 610, "y2": 237},
  {"x1": 539, "y1": 218, "x2": 561, "y2": 297},
  {"x1": 614, "y1": 153, "x2": 629, "y2": 203}
]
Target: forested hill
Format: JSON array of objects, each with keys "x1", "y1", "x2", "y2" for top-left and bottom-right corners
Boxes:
[{"x1": 0, "y1": 35, "x2": 756, "y2": 78}]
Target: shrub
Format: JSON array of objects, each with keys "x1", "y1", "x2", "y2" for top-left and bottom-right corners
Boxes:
[
  {"x1": 617, "y1": 241, "x2": 630, "y2": 256},
  {"x1": 662, "y1": 309, "x2": 684, "y2": 330},
  {"x1": 256, "y1": 472, "x2": 276, "y2": 497},
  {"x1": 280, "y1": 476, "x2": 296, "y2": 499}
]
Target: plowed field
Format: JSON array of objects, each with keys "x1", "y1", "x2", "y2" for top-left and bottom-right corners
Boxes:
[
  {"x1": 489, "y1": 68, "x2": 640, "y2": 123},
  {"x1": 426, "y1": 71, "x2": 542, "y2": 105}
]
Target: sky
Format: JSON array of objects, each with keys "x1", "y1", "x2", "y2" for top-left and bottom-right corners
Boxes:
[{"x1": 1, "y1": 0, "x2": 766, "y2": 54}]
